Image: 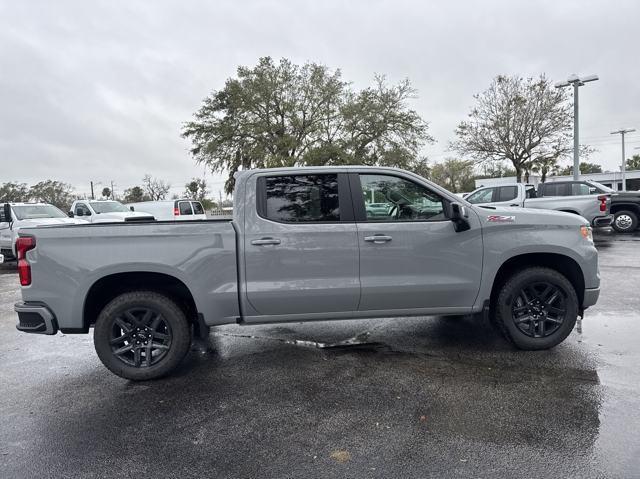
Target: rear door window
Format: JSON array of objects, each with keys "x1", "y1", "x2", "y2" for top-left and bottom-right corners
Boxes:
[
  {"x1": 498, "y1": 186, "x2": 518, "y2": 202},
  {"x1": 192, "y1": 202, "x2": 204, "y2": 215},
  {"x1": 178, "y1": 201, "x2": 193, "y2": 215},
  {"x1": 263, "y1": 174, "x2": 340, "y2": 223},
  {"x1": 541, "y1": 183, "x2": 570, "y2": 196}
]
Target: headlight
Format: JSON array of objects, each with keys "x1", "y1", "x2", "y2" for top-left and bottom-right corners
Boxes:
[{"x1": 580, "y1": 225, "x2": 593, "y2": 242}]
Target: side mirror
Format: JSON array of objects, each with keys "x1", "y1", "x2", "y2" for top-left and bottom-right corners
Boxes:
[
  {"x1": 2, "y1": 203, "x2": 11, "y2": 224},
  {"x1": 448, "y1": 202, "x2": 470, "y2": 232},
  {"x1": 67, "y1": 211, "x2": 74, "y2": 218},
  {"x1": 129, "y1": 206, "x2": 135, "y2": 211}
]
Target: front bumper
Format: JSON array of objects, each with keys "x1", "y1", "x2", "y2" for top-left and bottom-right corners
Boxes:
[
  {"x1": 583, "y1": 287, "x2": 600, "y2": 309},
  {"x1": 15, "y1": 302, "x2": 58, "y2": 335},
  {"x1": 592, "y1": 215, "x2": 614, "y2": 228}
]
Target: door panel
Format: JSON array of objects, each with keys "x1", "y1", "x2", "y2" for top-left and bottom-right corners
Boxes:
[
  {"x1": 355, "y1": 172, "x2": 483, "y2": 311},
  {"x1": 243, "y1": 173, "x2": 359, "y2": 316}
]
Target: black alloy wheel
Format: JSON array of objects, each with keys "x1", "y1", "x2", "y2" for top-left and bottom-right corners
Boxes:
[
  {"x1": 109, "y1": 307, "x2": 172, "y2": 368},
  {"x1": 511, "y1": 282, "x2": 567, "y2": 338}
]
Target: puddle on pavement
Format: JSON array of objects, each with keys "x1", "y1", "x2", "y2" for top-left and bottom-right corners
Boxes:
[{"x1": 210, "y1": 330, "x2": 383, "y2": 350}]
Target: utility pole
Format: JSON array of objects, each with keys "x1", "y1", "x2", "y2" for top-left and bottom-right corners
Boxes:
[
  {"x1": 110, "y1": 181, "x2": 115, "y2": 200},
  {"x1": 90, "y1": 181, "x2": 95, "y2": 200},
  {"x1": 611, "y1": 128, "x2": 636, "y2": 191},
  {"x1": 555, "y1": 74, "x2": 599, "y2": 180}
]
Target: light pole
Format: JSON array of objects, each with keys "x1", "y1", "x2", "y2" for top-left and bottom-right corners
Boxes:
[
  {"x1": 555, "y1": 74, "x2": 599, "y2": 180},
  {"x1": 611, "y1": 128, "x2": 636, "y2": 191}
]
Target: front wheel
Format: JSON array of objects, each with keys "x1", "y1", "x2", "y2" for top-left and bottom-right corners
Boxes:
[
  {"x1": 612, "y1": 210, "x2": 638, "y2": 233},
  {"x1": 494, "y1": 267, "x2": 578, "y2": 350},
  {"x1": 93, "y1": 291, "x2": 191, "y2": 380}
]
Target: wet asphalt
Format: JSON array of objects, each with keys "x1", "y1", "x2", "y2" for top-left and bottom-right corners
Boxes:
[{"x1": 1, "y1": 230, "x2": 639, "y2": 478}]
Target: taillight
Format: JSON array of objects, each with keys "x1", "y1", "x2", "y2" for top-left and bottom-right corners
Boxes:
[
  {"x1": 16, "y1": 236, "x2": 36, "y2": 286},
  {"x1": 173, "y1": 207, "x2": 180, "y2": 216},
  {"x1": 597, "y1": 195, "x2": 608, "y2": 212}
]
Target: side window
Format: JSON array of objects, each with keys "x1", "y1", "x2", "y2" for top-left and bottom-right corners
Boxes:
[
  {"x1": 75, "y1": 203, "x2": 90, "y2": 216},
  {"x1": 264, "y1": 174, "x2": 340, "y2": 223},
  {"x1": 498, "y1": 186, "x2": 518, "y2": 202},
  {"x1": 359, "y1": 174, "x2": 446, "y2": 222},
  {"x1": 192, "y1": 202, "x2": 204, "y2": 215},
  {"x1": 179, "y1": 201, "x2": 193, "y2": 215},
  {"x1": 0, "y1": 207, "x2": 9, "y2": 223},
  {"x1": 571, "y1": 183, "x2": 591, "y2": 195},
  {"x1": 466, "y1": 188, "x2": 495, "y2": 204},
  {"x1": 542, "y1": 183, "x2": 569, "y2": 196}
]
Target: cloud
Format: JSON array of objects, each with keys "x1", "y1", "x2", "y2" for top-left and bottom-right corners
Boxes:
[{"x1": 1, "y1": 0, "x2": 638, "y2": 198}]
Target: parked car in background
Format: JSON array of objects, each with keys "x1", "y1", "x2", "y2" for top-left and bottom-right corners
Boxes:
[
  {"x1": 536, "y1": 179, "x2": 640, "y2": 233},
  {"x1": 365, "y1": 202, "x2": 391, "y2": 217},
  {"x1": 15, "y1": 166, "x2": 600, "y2": 380},
  {"x1": 126, "y1": 199, "x2": 207, "y2": 221},
  {"x1": 0, "y1": 203, "x2": 85, "y2": 260},
  {"x1": 465, "y1": 183, "x2": 612, "y2": 227},
  {"x1": 70, "y1": 200, "x2": 154, "y2": 223}
]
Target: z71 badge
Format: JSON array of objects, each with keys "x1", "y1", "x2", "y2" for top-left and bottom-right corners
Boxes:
[{"x1": 487, "y1": 215, "x2": 516, "y2": 223}]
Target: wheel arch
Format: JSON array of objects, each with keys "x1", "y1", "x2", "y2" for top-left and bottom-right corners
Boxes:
[
  {"x1": 489, "y1": 253, "x2": 585, "y2": 311},
  {"x1": 83, "y1": 271, "x2": 199, "y2": 332}
]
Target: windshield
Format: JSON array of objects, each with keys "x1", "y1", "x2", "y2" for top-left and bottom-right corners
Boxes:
[
  {"x1": 12, "y1": 204, "x2": 67, "y2": 220},
  {"x1": 89, "y1": 201, "x2": 130, "y2": 214}
]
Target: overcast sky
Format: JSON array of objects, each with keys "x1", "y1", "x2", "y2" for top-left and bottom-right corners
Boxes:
[{"x1": 1, "y1": 0, "x2": 639, "y2": 198}]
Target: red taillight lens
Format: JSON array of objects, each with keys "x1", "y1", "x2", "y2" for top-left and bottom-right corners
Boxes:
[
  {"x1": 16, "y1": 236, "x2": 36, "y2": 286},
  {"x1": 597, "y1": 195, "x2": 608, "y2": 212},
  {"x1": 173, "y1": 207, "x2": 180, "y2": 216}
]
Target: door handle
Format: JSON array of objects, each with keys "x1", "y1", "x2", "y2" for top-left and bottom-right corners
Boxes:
[
  {"x1": 510, "y1": 203, "x2": 519, "y2": 207},
  {"x1": 364, "y1": 235, "x2": 392, "y2": 244},
  {"x1": 251, "y1": 237, "x2": 281, "y2": 246}
]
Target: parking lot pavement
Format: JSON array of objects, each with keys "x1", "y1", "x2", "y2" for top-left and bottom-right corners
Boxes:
[{"x1": 1, "y1": 232, "x2": 639, "y2": 478}]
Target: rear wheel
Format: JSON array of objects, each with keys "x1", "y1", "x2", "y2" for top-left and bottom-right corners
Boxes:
[
  {"x1": 494, "y1": 267, "x2": 578, "y2": 350},
  {"x1": 93, "y1": 291, "x2": 191, "y2": 380},
  {"x1": 612, "y1": 210, "x2": 638, "y2": 233}
]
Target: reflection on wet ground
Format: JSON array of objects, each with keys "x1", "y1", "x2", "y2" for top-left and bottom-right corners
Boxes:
[{"x1": 0, "y1": 229, "x2": 638, "y2": 477}]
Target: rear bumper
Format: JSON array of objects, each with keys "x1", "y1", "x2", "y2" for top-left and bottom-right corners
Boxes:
[
  {"x1": 583, "y1": 287, "x2": 600, "y2": 309},
  {"x1": 592, "y1": 215, "x2": 613, "y2": 227},
  {"x1": 15, "y1": 302, "x2": 58, "y2": 335}
]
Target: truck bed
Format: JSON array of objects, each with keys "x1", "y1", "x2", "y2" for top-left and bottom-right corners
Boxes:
[{"x1": 19, "y1": 220, "x2": 239, "y2": 332}]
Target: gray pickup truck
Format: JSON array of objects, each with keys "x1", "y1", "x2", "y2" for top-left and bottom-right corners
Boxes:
[
  {"x1": 14, "y1": 167, "x2": 600, "y2": 380},
  {"x1": 465, "y1": 183, "x2": 613, "y2": 227}
]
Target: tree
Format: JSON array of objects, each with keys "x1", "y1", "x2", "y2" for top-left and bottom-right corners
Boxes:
[
  {"x1": 452, "y1": 75, "x2": 573, "y2": 182},
  {"x1": 122, "y1": 186, "x2": 148, "y2": 203},
  {"x1": 183, "y1": 57, "x2": 432, "y2": 193},
  {"x1": 28, "y1": 180, "x2": 75, "y2": 210},
  {"x1": 142, "y1": 175, "x2": 170, "y2": 201},
  {"x1": 559, "y1": 162, "x2": 602, "y2": 176},
  {"x1": 101, "y1": 187, "x2": 111, "y2": 199},
  {"x1": 184, "y1": 178, "x2": 208, "y2": 201},
  {"x1": 531, "y1": 157, "x2": 561, "y2": 183},
  {"x1": 428, "y1": 158, "x2": 475, "y2": 193},
  {"x1": 627, "y1": 154, "x2": 640, "y2": 171},
  {"x1": 0, "y1": 182, "x2": 29, "y2": 202}
]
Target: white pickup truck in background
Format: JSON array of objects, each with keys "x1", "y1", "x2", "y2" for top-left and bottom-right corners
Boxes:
[
  {"x1": 465, "y1": 183, "x2": 613, "y2": 227},
  {"x1": 0, "y1": 203, "x2": 86, "y2": 260},
  {"x1": 126, "y1": 199, "x2": 207, "y2": 221},
  {"x1": 69, "y1": 200, "x2": 154, "y2": 223}
]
